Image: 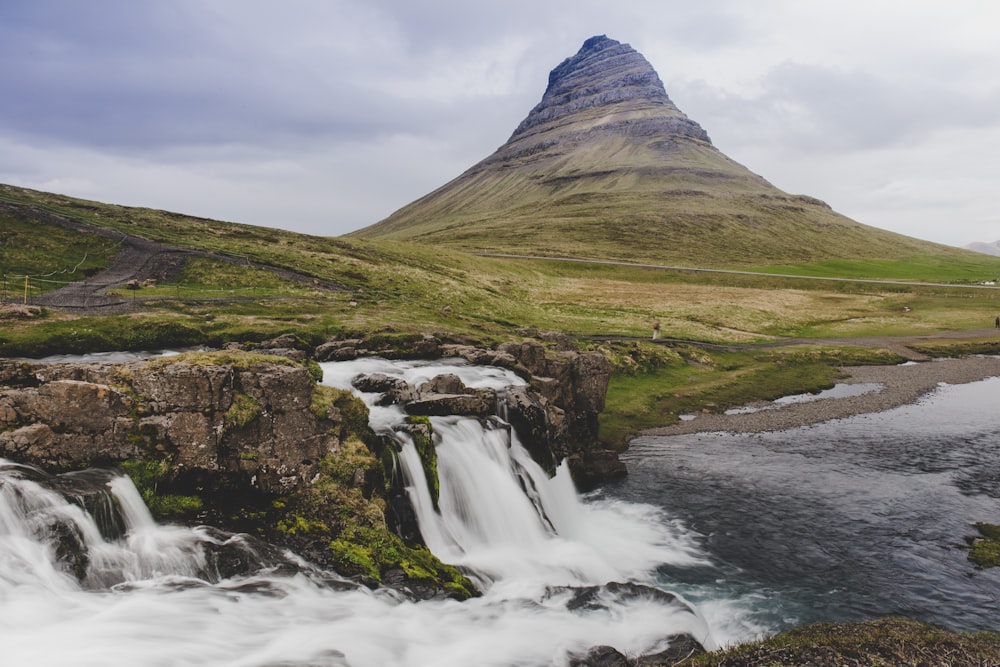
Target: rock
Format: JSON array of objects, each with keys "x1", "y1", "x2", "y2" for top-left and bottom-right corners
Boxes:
[
  {"x1": 0, "y1": 352, "x2": 342, "y2": 495},
  {"x1": 315, "y1": 339, "x2": 363, "y2": 361},
  {"x1": 131, "y1": 362, "x2": 234, "y2": 414},
  {"x1": 499, "y1": 385, "x2": 556, "y2": 472},
  {"x1": 508, "y1": 35, "x2": 708, "y2": 143},
  {"x1": 405, "y1": 392, "x2": 494, "y2": 418},
  {"x1": 417, "y1": 373, "x2": 469, "y2": 397},
  {"x1": 32, "y1": 380, "x2": 133, "y2": 433},
  {"x1": 0, "y1": 360, "x2": 38, "y2": 388},
  {"x1": 352, "y1": 373, "x2": 417, "y2": 405},
  {"x1": 636, "y1": 635, "x2": 705, "y2": 664},
  {"x1": 494, "y1": 340, "x2": 616, "y2": 486},
  {"x1": 566, "y1": 448, "x2": 627, "y2": 490},
  {"x1": 568, "y1": 646, "x2": 628, "y2": 667},
  {"x1": 556, "y1": 582, "x2": 707, "y2": 666}
]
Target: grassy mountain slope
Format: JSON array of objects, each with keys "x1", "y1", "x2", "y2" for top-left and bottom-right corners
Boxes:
[
  {"x1": 353, "y1": 36, "x2": 971, "y2": 269},
  {"x1": 4, "y1": 181, "x2": 1000, "y2": 446}
]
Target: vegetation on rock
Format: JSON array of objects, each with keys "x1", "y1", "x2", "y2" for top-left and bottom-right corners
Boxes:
[
  {"x1": 967, "y1": 522, "x2": 1000, "y2": 569},
  {"x1": 119, "y1": 459, "x2": 203, "y2": 519},
  {"x1": 268, "y1": 436, "x2": 476, "y2": 599}
]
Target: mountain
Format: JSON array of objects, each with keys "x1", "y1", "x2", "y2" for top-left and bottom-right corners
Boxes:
[
  {"x1": 964, "y1": 241, "x2": 1000, "y2": 257},
  {"x1": 353, "y1": 36, "x2": 963, "y2": 266}
]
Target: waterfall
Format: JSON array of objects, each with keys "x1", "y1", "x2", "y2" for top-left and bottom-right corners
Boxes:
[
  {"x1": 321, "y1": 357, "x2": 722, "y2": 646},
  {"x1": 323, "y1": 357, "x2": 706, "y2": 587},
  {"x1": 0, "y1": 357, "x2": 760, "y2": 666}
]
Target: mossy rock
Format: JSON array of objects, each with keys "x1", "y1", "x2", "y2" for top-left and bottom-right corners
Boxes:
[
  {"x1": 119, "y1": 458, "x2": 203, "y2": 520},
  {"x1": 968, "y1": 522, "x2": 1000, "y2": 568}
]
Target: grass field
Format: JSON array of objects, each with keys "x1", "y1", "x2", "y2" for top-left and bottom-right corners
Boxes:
[{"x1": 5, "y1": 182, "x2": 1000, "y2": 441}]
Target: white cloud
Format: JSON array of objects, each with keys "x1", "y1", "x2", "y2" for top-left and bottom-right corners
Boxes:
[{"x1": 1, "y1": 0, "x2": 999, "y2": 246}]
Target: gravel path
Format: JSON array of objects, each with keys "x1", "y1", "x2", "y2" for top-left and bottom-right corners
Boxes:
[
  {"x1": 18, "y1": 212, "x2": 348, "y2": 314},
  {"x1": 642, "y1": 355, "x2": 1000, "y2": 436}
]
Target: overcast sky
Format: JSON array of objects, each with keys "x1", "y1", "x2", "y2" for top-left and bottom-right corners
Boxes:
[{"x1": 2, "y1": 1, "x2": 998, "y2": 248}]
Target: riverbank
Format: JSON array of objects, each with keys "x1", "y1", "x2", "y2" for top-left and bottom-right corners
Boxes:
[{"x1": 642, "y1": 355, "x2": 1000, "y2": 436}]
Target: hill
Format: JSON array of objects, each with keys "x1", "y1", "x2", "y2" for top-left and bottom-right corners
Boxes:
[
  {"x1": 965, "y1": 240, "x2": 1000, "y2": 257},
  {"x1": 353, "y1": 36, "x2": 971, "y2": 267}
]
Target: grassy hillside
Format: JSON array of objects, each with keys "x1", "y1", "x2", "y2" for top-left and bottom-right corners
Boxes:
[
  {"x1": 4, "y1": 182, "x2": 1000, "y2": 444},
  {"x1": 351, "y1": 91, "x2": 973, "y2": 270}
]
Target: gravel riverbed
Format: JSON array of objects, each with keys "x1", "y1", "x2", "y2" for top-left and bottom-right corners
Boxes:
[{"x1": 641, "y1": 355, "x2": 1000, "y2": 436}]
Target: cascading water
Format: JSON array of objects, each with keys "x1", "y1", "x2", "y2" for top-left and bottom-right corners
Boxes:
[{"x1": 1, "y1": 356, "x2": 757, "y2": 667}]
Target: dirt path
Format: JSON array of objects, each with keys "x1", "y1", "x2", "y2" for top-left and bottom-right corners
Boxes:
[
  {"x1": 30, "y1": 236, "x2": 195, "y2": 313},
  {"x1": 20, "y1": 215, "x2": 348, "y2": 314}
]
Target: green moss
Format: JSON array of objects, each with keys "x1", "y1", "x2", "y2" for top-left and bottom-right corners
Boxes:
[
  {"x1": 332, "y1": 390, "x2": 372, "y2": 436},
  {"x1": 265, "y1": 436, "x2": 475, "y2": 599},
  {"x1": 328, "y1": 525, "x2": 476, "y2": 599},
  {"x1": 309, "y1": 384, "x2": 344, "y2": 420},
  {"x1": 276, "y1": 514, "x2": 330, "y2": 536},
  {"x1": 329, "y1": 538, "x2": 379, "y2": 579},
  {"x1": 406, "y1": 416, "x2": 439, "y2": 509},
  {"x1": 225, "y1": 392, "x2": 261, "y2": 429},
  {"x1": 968, "y1": 522, "x2": 1000, "y2": 568},
  {"x1": 148, "y1": 349, "x2": 298, "y2": 370},
  {"x1": 119, "y1": 459, "x2": 203, "y2": 520},
  {"x1": 304, "y1": 358, "x2": 324, "y2": 383}
]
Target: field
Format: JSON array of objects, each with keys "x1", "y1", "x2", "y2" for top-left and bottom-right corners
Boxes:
[{"x1": 5, "y1": 182, "x2": 1000, "y2": 446}]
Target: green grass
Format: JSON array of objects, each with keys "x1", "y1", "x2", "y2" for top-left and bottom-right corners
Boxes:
[
  {"x1": 688, "y1": 617, "x2": 1000, "y2": 667},
  {"x1": 968, "y1": 523, "x2": 1000, "y2": 568},
  {"x1": 0, "y1": 211, "x2": 120, "y2": 296},
  {"x1": 752, "y1": 255, "x2": 1000, "y2": 283},
  {"x1": 595, "y1": 342, "x2": 905, "y2": 448},
  {"x1": 6, "y1": 181, "x2": 1000, "y2": 442}
]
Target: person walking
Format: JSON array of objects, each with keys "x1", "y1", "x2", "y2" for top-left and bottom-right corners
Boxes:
[{"x1": 652, "y1": 320, "x2": 660, "y2": 340}]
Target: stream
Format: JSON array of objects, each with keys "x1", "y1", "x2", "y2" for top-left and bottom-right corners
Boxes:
[{"x1": 1, "y1": 356, "x2": 998, "y2": 665}]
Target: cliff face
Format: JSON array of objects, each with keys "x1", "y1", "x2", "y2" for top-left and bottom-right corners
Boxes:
[
  {"x1": 503, "y1": 35, "x2": 710, "y2": 157},
  {"x1": 0, "y1": 340, "x2": 622, "y2": 494},
  {"x1": 0, "y1": 353, "x2": 340, "y2": 494},
  {"x1": 0, "y1": 342, "x2": 620, "y2": 598}
]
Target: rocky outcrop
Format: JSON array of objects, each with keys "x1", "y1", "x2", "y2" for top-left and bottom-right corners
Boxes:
[
  {"x1": 343, "y1": 337, "x2": 624, "y2": 489},
  {"x1": 451, "y1": 339, "x2": 623, "y2": 488},
  {"x1": 556, "y1": 582, "x2": 707, "y2": 665},
  {"x1": 507, "y1": 35, "x2": 709, "y2": 147},
  {"x1": 1, "y1": 338, "x2": 623, "y2": 494},
  {"x1": 0, "y1": 353, "x2": 343, "y2": 495}
]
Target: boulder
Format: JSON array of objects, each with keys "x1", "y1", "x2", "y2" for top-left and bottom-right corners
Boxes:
[
  {"x1": 0, "y1": 354, "x2": 342, "y2": 495},
  {"x1": 417, "y1": 373, "x2": 469, "y2": 397},
  {"x1": 352, "y1": 373, "x2": 417, "y2": 405},
  {"x1": 405, "y1": 392, "x2": 494, "y2": 418}
]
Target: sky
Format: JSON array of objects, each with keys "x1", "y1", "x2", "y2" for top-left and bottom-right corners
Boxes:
[{"x1": 2, "y1": 1, "x2": 999, "y2": 248}]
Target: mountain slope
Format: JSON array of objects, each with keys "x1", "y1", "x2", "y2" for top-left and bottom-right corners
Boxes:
[
  {"x1": 353, "y1": 36, "x2": 965, "y2": 267},
  {"x1": 965, "y1": 241, "x2": 1000, "y2": 257}
]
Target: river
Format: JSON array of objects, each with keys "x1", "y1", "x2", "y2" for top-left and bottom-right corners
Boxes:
[
  {"x1": 1, "y1": 356, "x2": 998, "y2": 665},
  {"x1": 612, "y1": 375, "x2": 1000, "y2": 634}
]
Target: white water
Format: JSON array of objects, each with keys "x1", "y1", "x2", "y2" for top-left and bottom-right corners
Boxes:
[{"x1": 0, "y1": 357, "x2": 754, "y2": 666}]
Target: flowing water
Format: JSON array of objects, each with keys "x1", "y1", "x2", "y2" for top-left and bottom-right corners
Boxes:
[
  {"x1": 2, "y1": 357, "x2": 998, "y2": 666},
  {"x1": 613, "y1": 376, "x2": 1000, "y2": 634}
]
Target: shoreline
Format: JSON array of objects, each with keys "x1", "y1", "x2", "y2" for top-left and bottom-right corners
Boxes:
[{"x1": 640, "y1": 355, "x2": 1000, "y2": 437}]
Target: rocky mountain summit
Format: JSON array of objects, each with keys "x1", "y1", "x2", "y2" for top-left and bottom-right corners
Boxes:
[
  {"x1": 500, "y1": 34, "x2": 711, "y2": 163},
  {"x1": 355, "y1": 35, "x2": 952, "y2": 265}
]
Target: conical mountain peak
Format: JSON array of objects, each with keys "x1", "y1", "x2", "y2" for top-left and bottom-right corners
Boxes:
[
  {"x1": 354, "y1": 36, "x2": 941, "y2": 266},
  {"x1": 509, "y1": 35, "x2": 699, "y2": 143}
]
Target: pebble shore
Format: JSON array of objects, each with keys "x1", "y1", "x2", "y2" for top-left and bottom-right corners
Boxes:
[{"x1": 641, "y1": 355, "x2": 1000, "y2": 436}]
